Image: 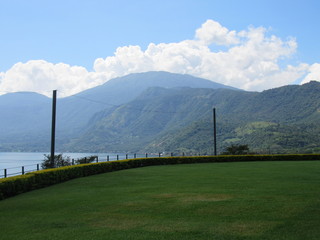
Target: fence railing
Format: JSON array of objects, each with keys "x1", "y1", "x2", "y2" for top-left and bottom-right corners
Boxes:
[
  {"x1": 0, "y1": 152, "x2": 180, "y2": 178},
  {"x1": 0, "y1": 163, "x2": 41, "y2": 178}
]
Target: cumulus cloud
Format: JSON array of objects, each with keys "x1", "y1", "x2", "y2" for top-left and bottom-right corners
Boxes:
[
  {"x1": 195, "y1": 19, "x2": 239, "y2": 45},
  {"x1": 0, "y1": 60, "x2": 108, "y2": 97},
  {"x1": 93, "y1": 22, "x2": 306, "y2": 91},
  {"x1": 0, "y1": 19, "x2": 317, "y2": 97},
  {"x1": 301, "y1": 63, "x2": 320, "y2": 84}
]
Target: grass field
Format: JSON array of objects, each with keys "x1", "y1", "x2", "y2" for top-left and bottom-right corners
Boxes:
[{"x1": 0, "y1": 161, "x2": 319, "y2": 240}]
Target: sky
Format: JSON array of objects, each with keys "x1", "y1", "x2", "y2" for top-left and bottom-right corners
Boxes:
[{"x1": 0, "y1": 0, "x2": 319, "y2": 97}]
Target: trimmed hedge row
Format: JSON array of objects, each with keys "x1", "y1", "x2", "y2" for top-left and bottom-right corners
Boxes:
[{"x1": 1, "y1": 154, "x2": 319, "y2": 200}]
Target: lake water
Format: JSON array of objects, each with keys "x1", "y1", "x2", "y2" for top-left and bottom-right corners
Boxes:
[{"x1": 0, "y1": 152, "x2": 153, "y2": 178}]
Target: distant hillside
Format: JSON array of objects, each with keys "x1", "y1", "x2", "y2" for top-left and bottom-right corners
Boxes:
[
  {"x1": 66, "y1": 81, "x2": 320, "y2": 154},
  {"x1": 0, "y1": 92, "x2": 51, "y2": 151},
  {"x1": 145, "y1": 82, "x2": 320, "y2": 154},
  {"x1": 1, "y1": 71, "x2": 319, "y2": 153},
  {"x1": 232, "y1": 81, "x2": 320, "y2": 123},
  {"x1": 0, "y1": 92, "x2": 50, "y2": 134},
  {"x1": 0, "y1": 71, "x2": 236, "y2": 151},
  {"x1": 56, "y1": 71, "x2": 237, "y2": 136}
]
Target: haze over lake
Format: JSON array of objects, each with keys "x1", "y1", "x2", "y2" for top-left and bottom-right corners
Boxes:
[{"x1": 0, "y1": 152, "x2": 148, "y2": 177}]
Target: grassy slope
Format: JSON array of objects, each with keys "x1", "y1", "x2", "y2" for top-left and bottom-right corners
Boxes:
[{"x1": 1, "y1": 161, "x2": 319, "y2": 240}]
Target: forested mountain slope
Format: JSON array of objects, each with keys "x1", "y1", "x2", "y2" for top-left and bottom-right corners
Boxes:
[
  {"x1": 67, "y1": 81, "x2": 320, "y2": 154},
  {"x1": 0, "y1": 71, "x2": 235, "y2": 151}
]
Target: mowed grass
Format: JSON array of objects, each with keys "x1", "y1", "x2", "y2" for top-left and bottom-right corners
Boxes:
[{"x1": 1, "y1": 161, "x2": 319, "y2": 240}]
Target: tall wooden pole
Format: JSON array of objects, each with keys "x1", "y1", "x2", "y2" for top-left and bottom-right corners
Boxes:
[
  {"x1": 213, "y1": 108, "x2": 217, "y2": 156},
  {"x1": 50, "y1": 90, "x2": 57, "y2": 168}
]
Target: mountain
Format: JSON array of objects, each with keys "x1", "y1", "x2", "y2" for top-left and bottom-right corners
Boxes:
[
  {"x1": 66, "y1": 87, "x2": 228, "y2": 152},
  {"x1": 0, "y1": 92, "x2": 51, "y2": 151},
  {"x1": 67, "y1": 81, "x2": 320, "y2": 154},
  {"x1": 0, "y1": 71, "x2": 236, "y2": 151},
  {"x1": 57, "y1": 71, "x2": 238, "y2": 135},
  {"x1": 1, "y1": 71, "x2": 319, "y2": 154},
  {"x1": 0, "y1": 92, "x2": 51, "y2": 134},
  {"x1": 145, "y1": 82, "x2": 320, "y2": 154}
]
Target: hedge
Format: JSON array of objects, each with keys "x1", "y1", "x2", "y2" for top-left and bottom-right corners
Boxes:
[{"x1": 1, "y1": 154, "x2": 319, "y2": 200}]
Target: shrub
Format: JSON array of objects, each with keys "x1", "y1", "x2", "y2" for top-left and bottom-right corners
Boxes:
[
  {"x1": 75, "y1": 156, "x2": 98, "y2": 165},
  {"x1": 1, "y1": 154, "x2": 319, "y2": 200},
  {"x1": 41, "y1": 154, "x2": 71, "y2": 169},
  {"x1": 221, "y1": 144, "x2": 255, "y2": 155}
]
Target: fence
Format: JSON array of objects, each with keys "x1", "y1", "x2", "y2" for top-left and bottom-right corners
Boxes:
[
  {"x1": 0, "y1": 163, "x2": 41, "y2": 178},
  {"x1": 0, "y1": 152, "x2": 180, "y2": 178}
]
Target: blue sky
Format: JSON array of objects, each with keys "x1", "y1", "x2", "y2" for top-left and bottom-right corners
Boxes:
[{"x1": 0, "y1": 0, "x2": 319, "y2": 96}]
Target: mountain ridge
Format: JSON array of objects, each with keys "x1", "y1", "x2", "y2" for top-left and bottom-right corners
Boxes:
[
  {"x1": 67, "y1": 81, "x2": 320, "y2": 153},
  {"x1": 0, "y1": 72, "x2": 319, "y2": 153},
  {"x1": 0, "y1": 71, "x2": 236, "y2": 151}
]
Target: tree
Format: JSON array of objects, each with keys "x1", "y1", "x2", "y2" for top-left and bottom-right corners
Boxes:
[
  {"x1": 41, "y1": 154, "x2": 71, "y2": 169},
  {"x1": 75, "y1": 155, "x2": 98, "y2": 164},
  {"x1": 221, "y1": 144, "x2": 251, "y2": 155}
]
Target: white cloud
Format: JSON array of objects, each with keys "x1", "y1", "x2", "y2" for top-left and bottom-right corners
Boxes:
[
  {"x1": 0, "y1": 19, "x2": 315, "y2": 97},
  {"x1": 94, "y1": 23, "x2": 305, "y2": 91},
  {"x1": 0, "y1": 60, "x2": 107, "y2": 97},
  {"x1": 195, "y1": 19, "x2": 239, "y2": 45},
  {"x1": 301, "y1": 63, "x2": 320, "y2": 84}
]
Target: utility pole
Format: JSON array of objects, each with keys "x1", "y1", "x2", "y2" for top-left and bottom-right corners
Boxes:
[
  {"x1": 50, "y1": 90, "x2": 57, "y2": 168},
  {"x1": 213, "y1": 108, "x2": 217, "y2": 156}
]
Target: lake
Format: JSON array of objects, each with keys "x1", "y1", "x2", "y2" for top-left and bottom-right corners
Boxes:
[{"x1": 0, "y1": 152, "x2": 153, "y2": 178}]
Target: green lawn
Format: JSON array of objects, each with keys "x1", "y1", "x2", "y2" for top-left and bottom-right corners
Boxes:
[{"x1": 1, "y1": 161, "x2": 319, "y2": 240}]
